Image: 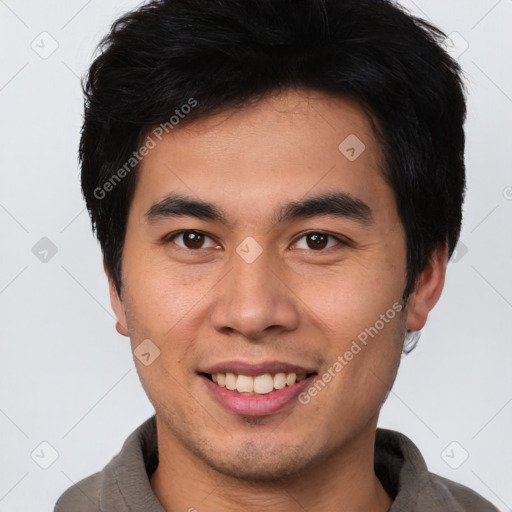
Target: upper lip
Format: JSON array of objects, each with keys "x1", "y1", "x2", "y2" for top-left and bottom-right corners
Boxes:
[{"x1": 199, "y1": 360, "x2": 318, "y2": 377}]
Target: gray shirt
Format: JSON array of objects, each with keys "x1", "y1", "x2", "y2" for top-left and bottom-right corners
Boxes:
[{"x1": 54, "y1": 416, "x2": 498, "y2": 511}]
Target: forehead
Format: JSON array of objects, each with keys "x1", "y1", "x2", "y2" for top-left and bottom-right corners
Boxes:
[{"x1": 132, "y1": 88, "x2": 394, "y2": 227}]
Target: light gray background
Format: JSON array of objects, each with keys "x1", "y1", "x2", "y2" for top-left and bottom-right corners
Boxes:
[{"x1": 1, "y1": 1, "x2": 511, "y2": 510}]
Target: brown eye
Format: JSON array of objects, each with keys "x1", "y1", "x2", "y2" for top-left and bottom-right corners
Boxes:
[
  {"x1": 182, "y1": 231, "x2": 205, "y2": 249},
  {"x1": 168, "y1": 231, "x2": 219, "y2": 250},
  {"x1": 306, "y1": 233, "x2": 328, "y2": 249},
  {"x1": 293, "y1": 232, "x2": 344, "y2": 251}
]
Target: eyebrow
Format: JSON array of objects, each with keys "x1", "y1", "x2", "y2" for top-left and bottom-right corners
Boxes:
[{"x1": 145, "y1": 192, "x2": 373, "y2": 226}]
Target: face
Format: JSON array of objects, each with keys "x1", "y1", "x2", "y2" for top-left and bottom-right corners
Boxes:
[{"x1": 111, "y1": 88, "x2": 441, "y2": 481}]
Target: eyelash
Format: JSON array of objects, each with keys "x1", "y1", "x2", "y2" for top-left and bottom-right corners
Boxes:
[{"x1": 165, "y1": 230, "x2": 348, "y2": 252}]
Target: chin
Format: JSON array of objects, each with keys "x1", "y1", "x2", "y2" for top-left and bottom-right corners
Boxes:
[{"x1": 201, "y1": 441, "x2": 317, "y2": 482}]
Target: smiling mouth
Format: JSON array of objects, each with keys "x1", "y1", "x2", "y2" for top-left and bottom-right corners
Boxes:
[{"x1": 202, "y1": 372, "x2": 317, "y2": 395}]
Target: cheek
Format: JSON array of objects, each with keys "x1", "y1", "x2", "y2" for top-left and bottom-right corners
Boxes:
[
  {"x1": 120, "y1": 261, "x2": 216, "y2": 382},
  {"x1": 122, "y1": 250, "x2": 214, "y2": 332},
  {"x1": 299, "y1": 256, "x2": 406, "y2": 396},
  {"x1": 303, "y1": 312, "x2": 404, "y2": 425},
  {"x1": 299, "y1": 259, "x2": 405, "y2": 342}
]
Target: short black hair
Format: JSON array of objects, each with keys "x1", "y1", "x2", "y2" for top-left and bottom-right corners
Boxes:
[{"x1": 80, "y1": 0, "x2": 466, "y2": 298}]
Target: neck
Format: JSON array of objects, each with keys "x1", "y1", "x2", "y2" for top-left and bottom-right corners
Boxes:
[{"x1": 150, "y1": 416, "x2": 392, "y2": 512}]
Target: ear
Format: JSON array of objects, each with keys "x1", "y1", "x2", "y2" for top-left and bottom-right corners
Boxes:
[
  {"x1": 104, "y1": 261, "x2": 129, "y2": 337},
  {"x1": 406, "y1": 244, "x2": 448, "y2": 331}
]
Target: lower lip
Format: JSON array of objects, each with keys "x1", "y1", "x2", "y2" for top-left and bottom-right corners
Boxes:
[{"x1": 201, "y1": 374, "x2": 315, "y2": 416}]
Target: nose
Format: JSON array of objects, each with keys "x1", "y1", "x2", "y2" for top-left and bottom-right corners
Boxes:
[{"x1": 209, "y1": 245, "x2": 300, "y2": 340}]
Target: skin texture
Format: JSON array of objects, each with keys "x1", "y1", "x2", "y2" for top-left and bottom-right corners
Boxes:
[{"x1": 109, "y1": 88, "x2": 447, "y2": 511}]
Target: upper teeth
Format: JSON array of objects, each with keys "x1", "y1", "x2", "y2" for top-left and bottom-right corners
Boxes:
[{"x1": 212, "y1": 372, "x2": 307, "y2": 394}]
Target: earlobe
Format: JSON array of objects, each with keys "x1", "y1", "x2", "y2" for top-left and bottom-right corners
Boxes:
[
  {"x1": 104, "y1": 262, "x2": 130, "y2": 337},
  {"x1": 115, "y1": 321, "x2": 129, "y2": 336},
  {"x1": 406, "y1": 244, "x2": 448, "y2": 332}
]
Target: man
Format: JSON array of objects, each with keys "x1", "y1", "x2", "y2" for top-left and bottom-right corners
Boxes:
[{"x1": 55, "y1": 0, "x2": 498, "y2": 510}]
